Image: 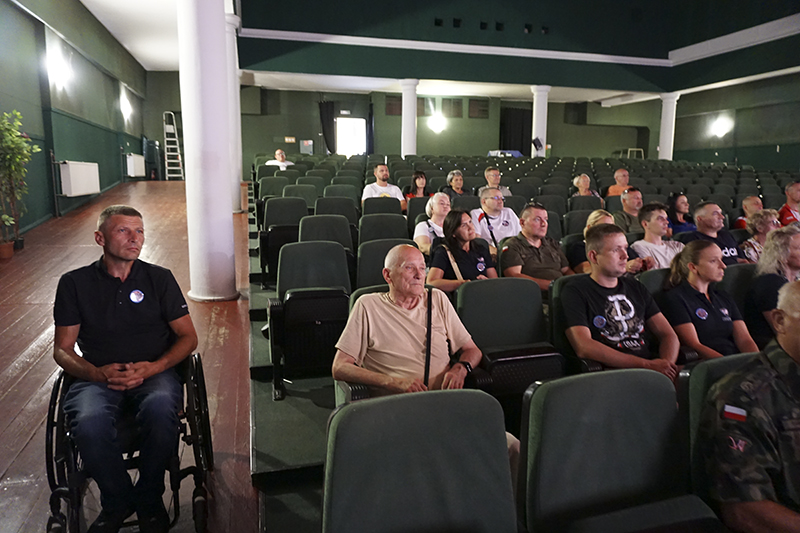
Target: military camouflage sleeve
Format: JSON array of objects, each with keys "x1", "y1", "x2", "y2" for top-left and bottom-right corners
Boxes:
[{"x1": 701, "y1": 387, "x2": 782, "y2": 504}]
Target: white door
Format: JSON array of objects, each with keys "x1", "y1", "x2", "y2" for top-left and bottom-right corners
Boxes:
[{"x1": 335, "y1": 117, "x2": 367, "y2": 157}]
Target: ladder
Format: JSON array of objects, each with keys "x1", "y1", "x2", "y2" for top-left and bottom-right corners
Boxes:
[{"x1": 162, "y1": 111, "x2": 184, "y2": 181}]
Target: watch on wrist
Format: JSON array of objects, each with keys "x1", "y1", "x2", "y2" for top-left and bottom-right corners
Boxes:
[{"x1": 453, "y1": 360, "x2": 473, "y2": 374}]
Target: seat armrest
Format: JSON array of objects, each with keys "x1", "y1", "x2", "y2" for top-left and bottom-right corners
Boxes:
[
  {"x1": 677, "y1": 346, "x2": 700, "y2": 365},
  {"x1": 334, "y1": 380, "x2": 371, "y2": 406},
  {"x1": 480, "y1": 342, "x2": 558, "y2": 365},
  {"x1": 265, "y1": 298, "x2": 283, "y2": 342},
  {"x1": 284, "y1": 286, "x2": 349, "y2": 301},
  {"x1": 464, "y1": 367, "x2": 492, "y2": 391}
]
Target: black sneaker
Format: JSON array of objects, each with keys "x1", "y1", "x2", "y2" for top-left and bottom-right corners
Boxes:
[
  {"x1": 137, "y1": 501, "x2": 169, "y2": 533},
  {"x1": 87, "y1": 506, "x2": 134, "y2": 533}
]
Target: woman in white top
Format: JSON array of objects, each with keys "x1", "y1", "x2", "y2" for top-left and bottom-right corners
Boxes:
[{"x1": 413, "y1": 192, "x2": 450, "y2": 255}]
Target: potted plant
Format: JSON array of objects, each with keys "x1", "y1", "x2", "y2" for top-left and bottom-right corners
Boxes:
[{"x1": 0, "y1": 110, "x2": 40, "y2": 258}]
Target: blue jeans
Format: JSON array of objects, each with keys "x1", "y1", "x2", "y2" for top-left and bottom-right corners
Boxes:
[{"x1": 62, "y1": 369, "x2": 182, "y2": 512}]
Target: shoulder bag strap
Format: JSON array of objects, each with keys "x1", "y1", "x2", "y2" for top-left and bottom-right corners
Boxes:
[
  {"x1": 480, "y1": 209, "x2": 499, "y2": 249},
  {"x1": 424, "y1": 287, "x2": 433, "y2": 387},
  {"x1": 442, "y1": 244, "x2": 464, "y2": 281}
]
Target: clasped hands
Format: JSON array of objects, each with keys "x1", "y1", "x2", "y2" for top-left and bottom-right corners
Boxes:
[{"x1": 97, "y1": 362, "x2": 157, "y2": 390}]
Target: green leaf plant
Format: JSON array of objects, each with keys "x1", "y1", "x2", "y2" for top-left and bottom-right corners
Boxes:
[{"x1": 0, "y1": 110, "x2": 40, "y2": 243}]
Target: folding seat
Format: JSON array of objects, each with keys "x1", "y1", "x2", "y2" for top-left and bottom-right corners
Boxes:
[
  {"x1": 713, "y1": 184, "x2": 736, "y2": 197},
  {"x1": 299, "y1": 214, "x2": 357, "y2": 288},
  {"x1": 533, "y1": 195, "x2": 566, "y2": 217},
  {"x1": 291, "y1": 163, "x2": 309, "y2": 176},
  {"x1": 356, "y1": 238, "x2": 415, "y2": 289},
  {"x1": 316, "y1": 163, "x2": 337, "y2": 175},
  {"x1": 305, "y1": 169, "x2": 332, "y2": 182},
  {"x1": 686, "y1": 184, "x2": 710, "y2": 197},
  {"x1": 428, "y1": 176, "x2": 447, "y2": 191},
  {"x1": 264, "y1": 242, "x2": 351, "y2": 400},
  {"x1": 322, "y1": 184, "x2": 360, "y2": 209},
  {"x1": 297, "y1": 159, "x2": 316, "y2": 171},
  {"x1": 405, "y1": 196, "x2": 429, "y2": 237},
  {"x1": 704, "y1": 193, "x2": 733, "y2": 211},
  {"x1": 604, "y1": 195, "x2": 622, "y2": 213},
  {"x1": 456, "y1": 278, "x2": 564, "y2": 398},
  {"x1": 695, "y1": 177, "x2": 715, "y2": 188},
  {"x1": 718, "y1": 177, "x2": 736, "y2": 187},
  {"x1": 255, "y1": 176, "x2": 290, "y2": 229},
  {"x1": 563, "y1": 209, "x2": 593, "y2": 236},
  {"x1": 519, "y1": 370, "x2": 722, "y2": 532},
  {"x1": 672, "y1": 177, "x2": 693, "y2": 188},
  {"x1": 258, "y1": 197, "x2": 308, "y2": 287},
  {"x1": 282, "y1": 183, "x2": 318, "y2": 211},
  {"x1": 733, "y1": 193, "x2": 754, "y2": 208},
  {"x1": 544, "y1": 176, "x2": 570, "y2": 187},
  {"x1": 395, "y1": 175, "x2": 413, "y2": 190},
  {"x1": 757, "y1": 176, "x2": 777, "y2": 187},
  {"x1": 637, "y1": 184, "x2": 658, "y2": 194},
  {"x1": 334, "y1": 169, "x2": 363, "y2": 179},
  {"x1": 362, "y1": 197, "x2": 402, "y2": 215},
  {"x1": 340, "y1": 163, "x2": 364, "y2": 172},
  {"x1": 762, "y1": 194, "x2": 785, "y2": 209},
  {"x1": 716, "y1": 263, "x2": 756, "y2": 315},
  {"x1": 628, "y1": 177, "x2": 646, "y2": 187},
  {"x1": 510, "y1": 181, "x2": 539, "y2": 202},
  {"x1": 323, "y1": 390, "x2": 517, "y2": 533},
  {"x1": 503, "y1": 195, "x2": 526, "y2": 216},
  {"x1": 642, "y1": 193, "x2": 667, "y2": 205},
  {"x1": 760, "y1": 184, "x2": 781, "y2": 196},
  {"x1": 330, "y1": 176, "x2": 362, "y2": 192},
  {"x1": 256, "y1": 164, "x2": 280, "y2": 180},
  {"x1": 728, "y1": 227, "x2": 750, "y2": 244},
  {"x1": 545, "y1": 211, "x2": 562, "y2": 241},
  {"x1": 426, "y1": 169, "x2": 447, "y2": 178},
  {"x1": 548, "y1": 274, "x2": 600, "y2": 372},
  {"x1": 451, "y1": 195, "x2": 482, "y2": 212},
  {"x1": 358, "y1": 214, "x2": 408, "y2": 246},
  {"x1": 736, "y1": 182, "x2": 759, "y2": 195},
  {"x1": 296, "y1": 175, "x2": 326, "y2": 197},
  {"x1": 463, "y1": 176, "x2": 486, "y2": 194},
  {"x1": 659, "y1": 184, "x2": 684, "y2": 197},
  {"x1": 539, "y1": 184, "x2": 569, "y2": 197},
  {"x1": 275, "y1": 169, "x2": 301, "y2": 181},
  {"x1": 315, "y1": 197, "x2": 358, "y2": 224}
]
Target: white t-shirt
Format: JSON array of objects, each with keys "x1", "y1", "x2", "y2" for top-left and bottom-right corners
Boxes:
[
  {"x1": 413, "y1": 220, "x2": 444, "y2": 241},
  {"x1": 630, "y1": 239, "x2": 685, "y2": 269},
  {"x1": 470, "y1": 207, "x2": 521, "y2": 248},
  {"x1": 362, "y1": 182, "x2": 404, "y2": 201},
  {"x1": 265, "y1": 160, "x2": 294, "y2": 171}
]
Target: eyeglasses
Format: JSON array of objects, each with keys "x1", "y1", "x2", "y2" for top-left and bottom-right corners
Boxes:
[
  {"x1": 488, "y1": 196, "x2": 505, "y2": 201},
  {"x1": 768, "y1": 219, "x2": 781, "y2": 226}
]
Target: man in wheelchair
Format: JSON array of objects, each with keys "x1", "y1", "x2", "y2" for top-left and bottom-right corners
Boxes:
[{"x1": 53, "y1": 205, "x2": 198, "y2": 533}]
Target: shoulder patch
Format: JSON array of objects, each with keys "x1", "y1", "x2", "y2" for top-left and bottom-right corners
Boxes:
[{"x1": 723, "y1": 404, "x2": 747, "y2": 422}]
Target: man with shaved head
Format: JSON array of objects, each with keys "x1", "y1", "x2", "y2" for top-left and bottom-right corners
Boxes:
[
  {"x1": 683, "y1": 201, "x2": 746, "y2": 265},
  {"x1": 700, "y1": 281, "x2": 800, "y2": 532},
  {"x1": 332, "y1": 244, "x2": 482, "y2": 394}
]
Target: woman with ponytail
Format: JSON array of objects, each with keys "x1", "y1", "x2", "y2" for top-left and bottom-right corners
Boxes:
[{"x1": 661, "y1": 241, "x2": 758, "y2": 358}]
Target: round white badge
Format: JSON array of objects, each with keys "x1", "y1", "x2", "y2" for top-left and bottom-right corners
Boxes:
[{"x1": 130, "y1": 290, "x2": 145, "y2": 303}]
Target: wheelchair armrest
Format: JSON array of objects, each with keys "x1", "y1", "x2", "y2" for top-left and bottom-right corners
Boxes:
[
  {"x1": 334, "y1": 380, "x2": 371, "y2": 406},
  {"x1": 677, "y1": 345, "x2": 700, "y2": 365}
]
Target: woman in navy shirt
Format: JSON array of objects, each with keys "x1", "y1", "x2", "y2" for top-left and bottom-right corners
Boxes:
[
  {"x1": 662, "y1": 240, "x2": 758, "y2": 358},
  {"x1": 427, "y1": 209, "x2": 497, "y2": 292},
  {"x1": 667, "y1": 193, "x2": 696, "y2": 237}
]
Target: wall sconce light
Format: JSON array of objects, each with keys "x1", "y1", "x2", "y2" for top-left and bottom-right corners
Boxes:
[
  {"x1": 710, "y1": 116, "x2": 733, "y2": 138},
  {"x1": 47, "y1": 45, "x2": 72, "y2": 91},
  {"x1": 120, "y1": 89, "x2": 133, "y2": 122},
  {"x1": 428, "y1": 113, "x2": 447, "y2": 134}
]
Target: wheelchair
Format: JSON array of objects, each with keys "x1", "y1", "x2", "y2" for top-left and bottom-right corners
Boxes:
[{"x1": 45, "y1": 354, "x2": 214, "y2": 533}]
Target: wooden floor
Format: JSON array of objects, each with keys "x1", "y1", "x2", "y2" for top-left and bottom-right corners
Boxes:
[{"x1": 0, "y1": 181, "x2": 259, "y2": 532}]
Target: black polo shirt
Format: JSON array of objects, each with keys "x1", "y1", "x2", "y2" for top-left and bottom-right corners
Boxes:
[
  {"x1": 430, "y1": 240, "x2": 494, "y2": 281},
  {"x1": 54, "y1": 258, "x2": 189, "y2": 367},
  {"x1": 661, "y1": 281, "x2": 742, "y2": 356}
]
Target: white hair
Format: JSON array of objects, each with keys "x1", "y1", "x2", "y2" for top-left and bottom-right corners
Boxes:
[{"x1": 425, "y1": 192, "x2": 450, "y2": 217}]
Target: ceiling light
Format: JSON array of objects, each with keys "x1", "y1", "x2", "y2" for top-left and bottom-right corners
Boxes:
[{"x1": 428, "y1": 113, "x2": 447, "y2": 134}]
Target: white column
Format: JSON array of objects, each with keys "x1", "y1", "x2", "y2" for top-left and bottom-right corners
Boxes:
[
  {"x1": 178, "y1": 0, "x2": 238, "y2": 301},
  {"x1": 225, "y1": 13, "x2": 243, "y2": 213},
  {"x1": 658, "y1": 92, "x2": 680, "y2": 161},
  {"x1": 531, "y1": 85, "x2": 551, "y2": 157},
  {"x1": 400, "y1": 79, "x2": 418, "y2": 157}
]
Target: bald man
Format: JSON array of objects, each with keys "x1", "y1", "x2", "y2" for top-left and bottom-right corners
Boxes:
[
  {"x1": 700, "y1": 281, "x2": 800, "y2": 533},
  {"x1": 732, "y1": 196, "x2": 763, "y2": 230},
  {"x1": 606, "y1": 168, "x2": 630, "y2": 197}
]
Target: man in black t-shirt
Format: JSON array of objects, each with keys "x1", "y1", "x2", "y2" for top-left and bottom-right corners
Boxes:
[
  {"x1": 683, "y1": 202, "x2": 746, "y2": 266},
  {"x1": 561, "y1": 224, "x2": 679, "y2": 379},
  {"x1": 53, "y1": 205, "x2": 198, "y2": 533}
]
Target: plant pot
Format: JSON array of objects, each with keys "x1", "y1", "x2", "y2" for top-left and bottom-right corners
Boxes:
[
  {"x1": 0, "y1": 241, "x2": 14, "y2": 259},
  {"x1": 13, "y1": 237, "x2": 23, "y2": 251}
]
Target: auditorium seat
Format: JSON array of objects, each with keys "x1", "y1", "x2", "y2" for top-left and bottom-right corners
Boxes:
[
  {"x1": 275, "y1": 169, "x2": 301, "y2": 181},
  {"x1": 358, "y1": 214, "x2": 407, "y2": 246},
  {"x1": 282, "y1": 183, "x2": 318, "y2": 211},
  {"x1": 356, "y1": 238, "x2": 415, "y2": 289},
  {"x1": 258, "y1": 197, "x2": 307, "y2": 286},
  {"x1": 534, "y1": 195, "x2": 566, "y2": 217},
  {"x1": 406, "y1": 197, "x2": 429, "y2": 238},
  {"x1": 323, "y1": 390, "x2": 517, "y2": 533},
  {"x1": 451, "y1": 195, "x2": 481, "y2": 212},
  {"x1": 567, "y1": 196, "x2": 602, "y2": 212},
  {"x1": 519, "y1": 370, "x2": 723, "y2": 532},
  {"x1": 563, "y1": 210, "x2": 593, "y2": 236},
  {"x1": 296, "y1": 176, "x2": 326, "y2": 197},
  {"x1": 503, "y1": 195, "x2": 526, "y2": 216},
  {"x1": 322, "y1": 185, "x2": 360, "y2": 209}
]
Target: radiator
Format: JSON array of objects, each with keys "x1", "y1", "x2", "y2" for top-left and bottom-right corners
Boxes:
[
  {"x1": 60, "y1": 161, "x2": 101, "y2": 197},
  {"x1": 125, "y1": 153, "x2": 146, "y2": 177}
]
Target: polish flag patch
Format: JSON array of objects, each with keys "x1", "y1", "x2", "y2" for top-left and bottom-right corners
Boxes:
[{"x1": 723, "y1": 405, "x2": 747, "y2": 422}]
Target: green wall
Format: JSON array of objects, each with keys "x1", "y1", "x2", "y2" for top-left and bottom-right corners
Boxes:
[
  {"x1": 546, "y1": 103, "x2": 640, "y2": 159},
  {"x1": 143, "y1": 71, "x2": 182, "y2": 142},
  {"x1": 674, "y1": 73, "x2": 800, "y2": 171}
]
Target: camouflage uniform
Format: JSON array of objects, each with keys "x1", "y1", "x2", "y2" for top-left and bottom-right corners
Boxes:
[{"x1": 699, "y1": 340, "x2": 800, "y2": 511}]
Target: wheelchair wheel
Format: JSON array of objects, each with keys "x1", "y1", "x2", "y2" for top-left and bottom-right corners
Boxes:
[{"x1": 187, "y1": 353, "x2": 214, "y2": 472}]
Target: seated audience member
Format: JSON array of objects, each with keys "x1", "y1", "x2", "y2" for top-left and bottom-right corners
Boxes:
[
  {"x1": 413, "y1": 193, "x2": 450, "y2": 256},
  {"x1": 476, "y1": 166, "x2": 511, "y2": 197},
  {"x1": 442, "y1": 170, "x2": 469, "y2": 199},
  {"x1": 683, "y1": 202, "x2": 746, "y2": 265},
  {"x1": 741, "y1": 208, "x2": 780, "y2": 263},
  {"x1": 571, "y1": 173, "x2": 603, "y2": 202},
  {"x1": 605, "y1": 168, "x2": 629, "y2": 197},
  {"x1": 470, "y1": 187, "x2": 521, "y2": 257},
  {"x1": 567, "y1": 209, "x2": 651, "y2": 275},
  {"x1": 561, "y1": 224, "x2": 680, "y2": 378},
  {"x1": 778, "y1": 181, "x2": 800, "y2": 226},
  {"x1": 699, "y1": 281, "x2": 800, "y2": 533},
  {"x1": 732, "y1": 195, "x2": 763, "y2": 230},
  {"x1": 332, "y1": 244, "x2": 519, "y2": 479},
  {"x1": 427, "y1": 209, "x2": 498, "y2": 292},
  {"x1": 630, "y1": 203, "x2": 684, "y2": 269},
  {"x1": 745, "y1": 225, "x2": 800, "y2": 349},
  {"x1": 500, "y1": 203, "x2": 573, "y2": 290},
  {"x1": 362, "y1": 163, "x2": 406, "y2": 211},
  {"x1": 402, "y1": 170, "x2": 433, "y2": 200},
  {"x1": 265, "y1": 149, "x2": 294, "y2": 170},
  {"x1": 612, "y1": 187, "x2": 644, "y2": 233},
  {"x1": 667, "y1": 193, "x2": 696, "y2": 237},
  {"x1": 662, "y1": 241, "x2": 758, "y2": 359}
]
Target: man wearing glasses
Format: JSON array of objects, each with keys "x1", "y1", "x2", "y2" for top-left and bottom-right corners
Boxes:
[
  {"x1": 476, "y1": 167, "x2": 512, "y2": 197},
  {"x1": 470, "y1": 187, "x2": 521, "y2": 257},
  {"x1": 500, "y1": 203, "x2": 573, "y2": 291},
  {"x1": 265, "y1": 149, "x2": 294, "y2": 171}
]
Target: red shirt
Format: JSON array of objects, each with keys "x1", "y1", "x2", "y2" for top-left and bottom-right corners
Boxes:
[{"x1": 778, "y1": 204, "x2": 800, "y2": 226}]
